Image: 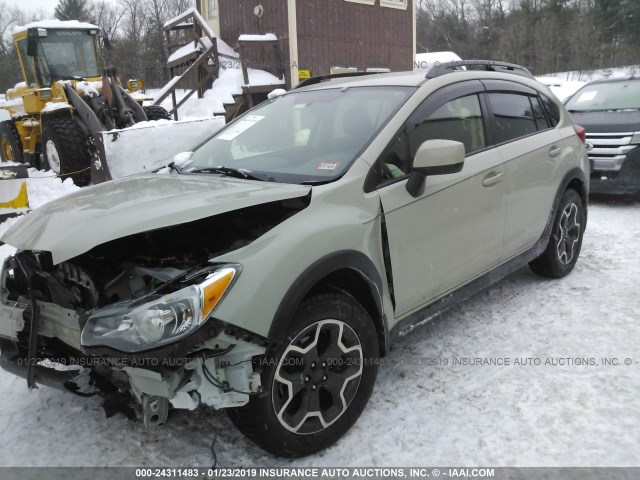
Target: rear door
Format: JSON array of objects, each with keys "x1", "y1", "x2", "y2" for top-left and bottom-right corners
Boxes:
[{"x1": 482, "y1": 81, "x2": 563, "y2": 259}]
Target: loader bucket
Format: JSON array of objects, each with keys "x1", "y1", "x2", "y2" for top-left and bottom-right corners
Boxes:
[
  {"x1": 92, "y1": 117, "x2": 226, "y2": 183},
  {"x1": 0, "y1": 165, "x2": 29, "y2": 223}
]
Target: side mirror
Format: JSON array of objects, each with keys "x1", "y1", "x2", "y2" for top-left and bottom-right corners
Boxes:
[
  {"x1": 406, "y1": 139, "x2": 465, "y2": 197},
  {"x1": 26, "y1": 28, "x2": 47, "y2": 57}
]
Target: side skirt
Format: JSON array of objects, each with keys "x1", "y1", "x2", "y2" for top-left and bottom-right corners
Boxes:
[{"x1": 390, "y1": 212, "x2": 553, "y2": 339}]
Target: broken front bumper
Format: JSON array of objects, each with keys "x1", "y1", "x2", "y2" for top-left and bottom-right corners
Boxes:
[{"x1": 0, "y1": 339, "x2": 81, "y2": 390}]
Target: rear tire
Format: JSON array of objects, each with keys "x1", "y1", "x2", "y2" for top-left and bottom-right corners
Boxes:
[
  {"x1": 529, "y1": 188, "x2": 585, "y2": 278},
  {"x1": 0, "y1": 121, "x2": 23, "y2": 163},
  {"x1": 143, "y1": 105, "x2": 172, "y2": 121},
  {"x1": 41, "y1": 117, "x2": 91, "y2": 186},
  {"x1": 228, "y1": 293, "x2": 379, "y2": 457}
]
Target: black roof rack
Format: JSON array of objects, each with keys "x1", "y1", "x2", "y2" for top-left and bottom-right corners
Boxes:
[
  {"x1": 295, "y1": 71, "x2": 384, "y2": 89},
  {"x1": 426, "y1": 60, "x2": 534, "y2": 79}
]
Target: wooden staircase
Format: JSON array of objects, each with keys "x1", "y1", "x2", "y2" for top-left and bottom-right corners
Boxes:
[
  {"x1": 157, "y1": 9, "x2": 285, "y2": 122},
  {"x1": 155, "y1": 9, "x2": 220, "y2": 119}
]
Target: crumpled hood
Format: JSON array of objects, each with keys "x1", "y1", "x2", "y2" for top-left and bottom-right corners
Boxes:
[{"x1": 2, "y1": 173, "x2": 310, "y2": 264}]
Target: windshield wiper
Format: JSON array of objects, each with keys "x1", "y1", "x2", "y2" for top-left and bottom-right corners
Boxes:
[{"x1": 187, "y1": 166, "x2": 266, "y2": 181}]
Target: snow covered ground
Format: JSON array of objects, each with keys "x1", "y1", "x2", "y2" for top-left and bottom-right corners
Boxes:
[
  {"x1": 539, "y1": 65, "x2": 639, "y2": 101},
  {"x1": 546, "y1": 65, "x2": 640, "y2": 83},
  {"x1": 0, "y1": 172, "x2": 638, "y2": 467}
]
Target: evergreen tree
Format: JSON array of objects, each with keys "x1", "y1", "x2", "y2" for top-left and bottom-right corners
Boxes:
[{"x1": 54, "y1": 0, "x2": 92, "y2": 23}]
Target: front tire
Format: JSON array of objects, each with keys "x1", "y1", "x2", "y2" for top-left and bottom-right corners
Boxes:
[
  {"x1": 41, "y1": 117, "x2": 91, "y2": 186},
  {"x1": 228, "y1": 293, "x2": 379, "y2": 457},
  {"x1": 0, "y1": 121, "x2": 23, "y2": 163},
  {"x1": 529, "y1": 188, "x2": 585, "y2": 278}
]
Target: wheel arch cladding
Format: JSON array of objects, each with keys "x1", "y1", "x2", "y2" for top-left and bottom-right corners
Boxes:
[
  {"x1": 269, "y1": 250, "x2": 388, "y2": 357},
  {"x1": 560, "y1": 167, "x2": 588, "y2": 218}
]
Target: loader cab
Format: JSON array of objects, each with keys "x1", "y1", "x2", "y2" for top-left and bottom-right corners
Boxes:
[{"x1": 17, "y1": 25, "x2": 102, "y2": 88}]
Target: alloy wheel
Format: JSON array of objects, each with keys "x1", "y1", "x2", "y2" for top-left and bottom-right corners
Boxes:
[
  {"x1": 556, "y1": 202, "x2": 581, "y2": 265},
  {"x1": 272, "y1": 319, "x2": 363, "y2": 435}
]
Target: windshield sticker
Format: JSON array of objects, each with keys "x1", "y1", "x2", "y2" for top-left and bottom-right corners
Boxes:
[
  {"x1": 317, "y1": 162, "x2": 340, "y2": 171},
  {"x1": 576, "y1": 91, "x2": 597, "y2": 103},
  {"x1": 217, "y1": 115, "x2": 265, "y2": 141}
]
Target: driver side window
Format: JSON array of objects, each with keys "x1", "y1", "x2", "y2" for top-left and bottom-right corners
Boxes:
[
  {"x1": 374, "y1": 94, "x2": 486, "y2": 187},
  {"x1": 409, "y1": 94, "x2": 485, "y2": 158}
]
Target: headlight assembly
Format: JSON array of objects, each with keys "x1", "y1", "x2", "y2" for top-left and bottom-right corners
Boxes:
[{"x1": 81, "y1": 265, "x2": 238, "y2": 352}]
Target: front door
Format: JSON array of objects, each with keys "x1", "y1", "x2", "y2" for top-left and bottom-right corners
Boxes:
[{"x1": 375, "y1": 83, "x2": 507, "y2": 317}]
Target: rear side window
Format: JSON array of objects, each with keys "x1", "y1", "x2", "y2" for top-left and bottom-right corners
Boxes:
[
  {"x1": 487, "y1": 93, "x2": 537, "y2": 143},
  {"x1": 531, "y1": 96, "x2": 551, "y2": 130},
  {"x1": 540, "y1": 94, "x2": 560, "y2": 127}
]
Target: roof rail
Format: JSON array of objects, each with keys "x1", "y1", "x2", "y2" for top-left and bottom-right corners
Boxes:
[
  {"x1": 295, "y1": 71, "x2": 383, "y2": 89},
  {"x1": 426, "y1": 60, "x2": 533, "y2": 79}
]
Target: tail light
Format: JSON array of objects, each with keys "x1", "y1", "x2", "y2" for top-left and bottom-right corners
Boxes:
[{"x1": 573, "y1": 124, "x2": 586, "y2": 143}]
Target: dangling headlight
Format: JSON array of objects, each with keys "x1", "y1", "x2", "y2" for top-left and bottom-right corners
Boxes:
[{"x1": 81, "y1": 266, "x2": 239, "y2": 352}]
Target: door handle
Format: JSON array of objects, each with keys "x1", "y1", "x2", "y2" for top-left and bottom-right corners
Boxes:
[
  {"x1": 549, "y1": 146, "x2": 561, "y2": 157},
  {"x1": 482, "y1": 172, "x2": 503, "y2": 187}
]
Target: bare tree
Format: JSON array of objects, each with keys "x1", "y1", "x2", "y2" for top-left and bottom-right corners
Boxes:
[{"x1": 91, "y1": 0, "x2": 125, "y2": 39}]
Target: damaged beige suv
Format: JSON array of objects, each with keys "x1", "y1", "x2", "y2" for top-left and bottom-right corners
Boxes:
[{"x1": 0, "y1": 61, "x2": 588, "y2": 457}]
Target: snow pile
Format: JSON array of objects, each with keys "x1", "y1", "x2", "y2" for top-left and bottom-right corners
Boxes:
[
  {"x1": 535, "y1": 76, "x2": 586, "y2": 101},
  {"x1": 0, "y1": 96, "x2": 26, "y2": 118},
  {"x1": 41, "y1": 102, "x2": 72, "y2": 113},
  {"x1": 168, "y1": 36, "x2": 238, "y2": 64},
  {"x1": 0, "y1": 168, "x2": 78, "y2": 261},
  {"x1": 415, "y1": 51, "x2": 462, "y2": 72},
  {"x1": 542, "y1": 65, "x2": 639, "y2": 84},
  {"x1": 537, "y1": 65, "x2": 639, "y2": 101},
  {"x1": 101, "y1": 117, "x2": 225, "y2": 178},
  {"x1": 156, "y1": 66, "x2": 283, "y2": 118}
]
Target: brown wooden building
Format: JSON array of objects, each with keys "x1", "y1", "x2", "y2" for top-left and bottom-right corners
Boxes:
[{"x1": 196, "y1": 0, "x2": 415, "y2": 88}]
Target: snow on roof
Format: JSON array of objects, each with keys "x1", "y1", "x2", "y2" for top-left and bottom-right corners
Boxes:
[
  {"x1": 238, "y1": 33, "x2": 278, "y2": 42},
  {"x1": 13, "y1": 19, "x2": 100, "y2": 35}
]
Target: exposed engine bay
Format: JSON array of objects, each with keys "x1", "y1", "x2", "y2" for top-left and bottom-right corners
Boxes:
[{"x1": 0, "y1": 197, "x2": 309, "y2": 426}]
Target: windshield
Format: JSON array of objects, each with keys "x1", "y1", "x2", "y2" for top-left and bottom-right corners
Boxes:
[
  {"x1": 185, "y1": 86, "x2": 415, "y2": 184},
  {"x1": 566, "y1": 80, "x2": 640, "y2": 112},
  {"x1": 36, "y1": 29, "x2": 101, "y2": 81}
]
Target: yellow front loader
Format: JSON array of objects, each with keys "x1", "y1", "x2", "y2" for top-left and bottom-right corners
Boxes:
[{"x1": 0, "y1": 20, "x2": 173, "y2": 186}]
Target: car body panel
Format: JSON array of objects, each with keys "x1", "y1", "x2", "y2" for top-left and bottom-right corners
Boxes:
[
  {"x1": 207, "y1": 158, "x2": 387, "y2": 338},
  {"x1": 378, "y1": 147, "x2": 506, "y2": 316},
  {"x1": 1, "y1": 173, "x2": 311, "y2": 264}
]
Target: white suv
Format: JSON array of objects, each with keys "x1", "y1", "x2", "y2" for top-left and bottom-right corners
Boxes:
[{"x1": 0, "y1": 61, "x2": 589, "y2": 457}]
